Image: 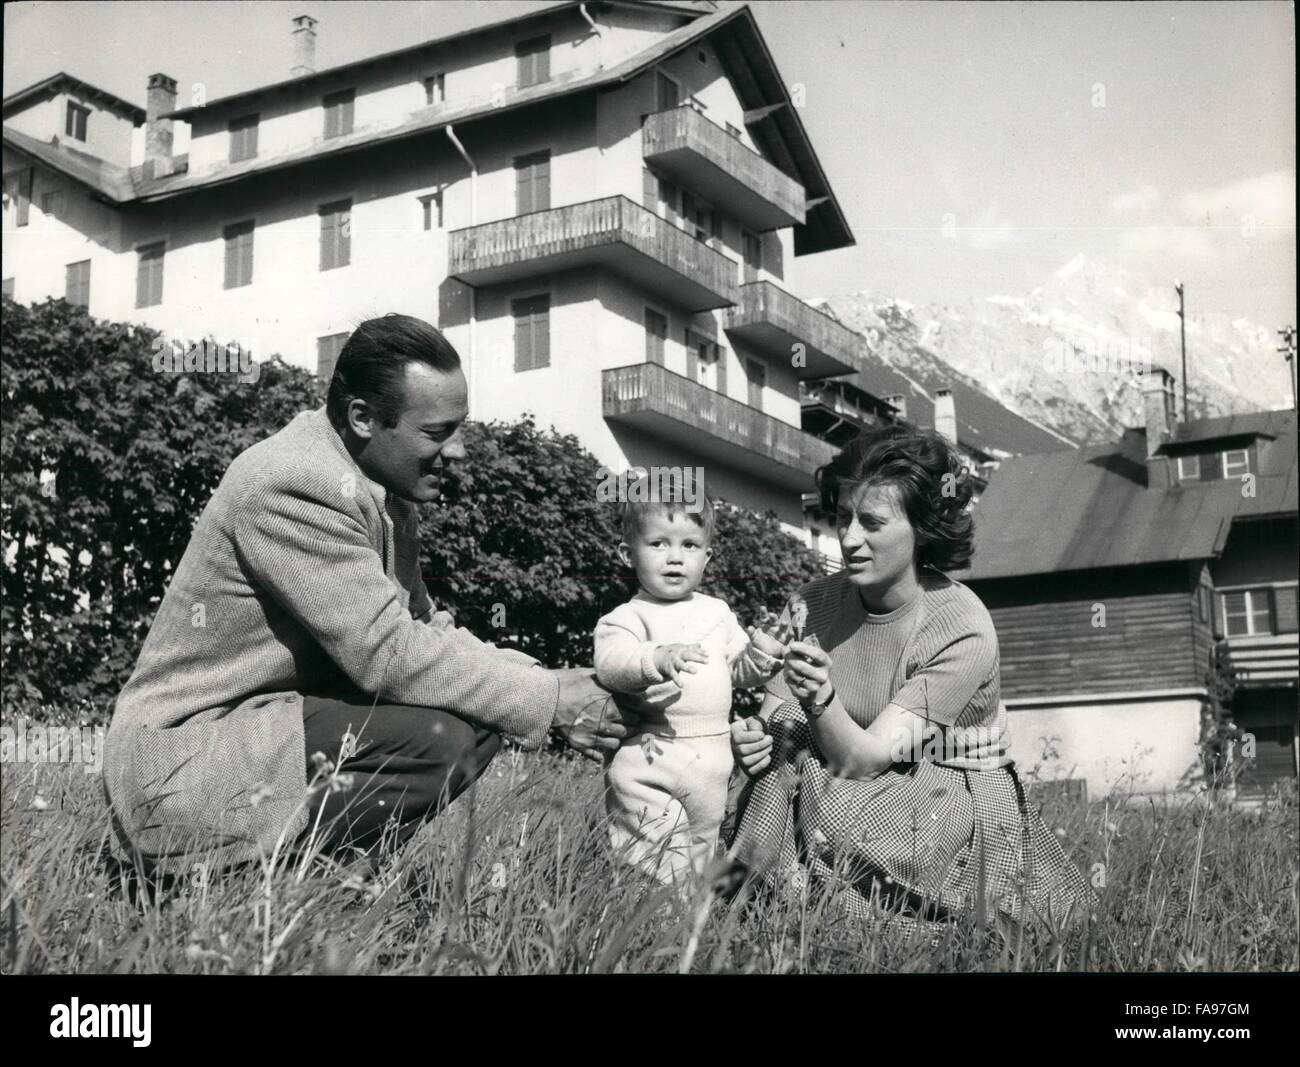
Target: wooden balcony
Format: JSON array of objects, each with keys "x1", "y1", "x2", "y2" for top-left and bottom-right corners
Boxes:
[
  {"x1": 448, "y1": 196, "x2": 739, "y2": 312},
  {"x1": 642, "y1": 106, "x2": 806, "y2": 232},
  {"x1": 602, "y1": 362, "x2": 836, "y2": 490},
  {"x1": 801, "y1": 381, "x2": 890, "y2": 446},
  {"x1": 726, "y1": 281, "x2": 867, "y2": 379},
  {"x1": 1223, "y1": 632, "x2": 1299, "y2": 688}
]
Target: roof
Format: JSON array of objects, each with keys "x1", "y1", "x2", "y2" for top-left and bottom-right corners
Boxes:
[
  {"x1": 1, "y1": 6, "x2": 851, "y2": 252},
  {"x1": 1166, "y1": 410, "x2": 1283, "y2": 448},
  {"x1": 838, "y1": 356, "x2": 1075, "y2": 459},
  {"x1": 959, "y1": 408, "x2": 1298, "y2": 581},
  {"x1": 2, "y1": 125, "x2": 135, "y2": 201},
  {"x1": 3, "y1": 72, "x2": 145, "y2": 125}
]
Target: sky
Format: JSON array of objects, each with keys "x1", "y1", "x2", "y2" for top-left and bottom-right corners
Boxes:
[{"x1": 4, "y1": 0, "x2": 1295, "y2": 323}]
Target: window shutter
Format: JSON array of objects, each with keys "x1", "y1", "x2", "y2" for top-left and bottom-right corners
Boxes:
[
  {"x1": 513, "y1": 295, "x2": 549, "y2": 371},
  {"x1": 642, "y1": 168, "x2": 658, "y2": 212},
  {"x1": 761, "y1": 231, "x2": 784, "y2": 279},
  {"x1": 645, "y1": 309, "x2": 666, "y2": 366},
  {"x1": 715, "y1": 345, "x2": 727, "y2": 395},
  {"x1": 16, "y1": 168, "x2": 33, "y2": 227},
  {"x1": 686, "y1": 330, "x2": 699, "y2": 381},
  {"x1": 136, "y1": 242, "x2": 164, "y2": 307},
  {"x1": 1276, "y1": 587, "x2": 1299, "y2": 634},
  {"x1": 535, "y1": 154, "x2": 550, "y2": 212},
  {"x1": 65, "y1": 260, "x2": 90, "y2": 307}
]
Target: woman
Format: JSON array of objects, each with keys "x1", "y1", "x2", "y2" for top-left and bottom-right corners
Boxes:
[{"x1": 728, "y1": 424, "x2": 1091, "y2": 929}]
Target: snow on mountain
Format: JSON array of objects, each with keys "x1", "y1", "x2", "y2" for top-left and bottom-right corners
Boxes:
[{"x1": 822, "y1": 255, "x2": 1292, "y2": 446}]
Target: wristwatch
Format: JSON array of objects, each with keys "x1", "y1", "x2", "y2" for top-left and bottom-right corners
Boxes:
[{"x1": 805, "y1": 685, "x2": 836, "y2": 720}]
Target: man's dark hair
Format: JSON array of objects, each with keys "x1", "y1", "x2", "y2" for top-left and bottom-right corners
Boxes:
[
  {"x1": 816, "y1": 423, "x2": 976, "y2": 572},
  {"x1": 325, "y1": 314, "x2": 462, "y2": 428}
]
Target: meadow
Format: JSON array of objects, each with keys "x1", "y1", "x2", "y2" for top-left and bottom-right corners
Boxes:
[{"x1": 1, "y1": 746, "x2": 1296, "y2": 975}]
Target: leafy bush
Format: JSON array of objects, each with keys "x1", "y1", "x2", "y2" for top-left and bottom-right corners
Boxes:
[{"x1": 2, "y1": 298, "x2": 827, "y2": 722}]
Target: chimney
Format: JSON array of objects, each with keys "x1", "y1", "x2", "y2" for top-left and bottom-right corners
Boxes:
[
  {"x1": 1141, "y1": 365, "x2": 1177, "y2": 459},
  {"x1": 144, "y1": 73, "x2": 177, "y2": 179},
  {"x1": 291, "y1": 14, "x2": 318, "y2": 77},
  {"x1": 883, "y1": 393, "x2": 908, "y2": 422},
  {"x1": 933, "y1": 387, "x2": 958, "y2": 446}
]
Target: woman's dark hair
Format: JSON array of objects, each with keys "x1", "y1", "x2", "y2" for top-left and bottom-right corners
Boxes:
[
  {"x1": 325, "y1": 314, "x2": 461, "y2": 428},
  {"x1": 815, "y1": 422, "x2": 975, "y2": 573}
]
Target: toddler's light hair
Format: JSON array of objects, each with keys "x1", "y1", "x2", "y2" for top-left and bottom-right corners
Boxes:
[{"x1": 619, "y1": 472, "x2": 715, "y2": 544}]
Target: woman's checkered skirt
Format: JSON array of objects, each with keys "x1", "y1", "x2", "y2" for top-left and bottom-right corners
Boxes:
[{"x1": 728, "y1": 702, "x2": 1094, "y2": 930}]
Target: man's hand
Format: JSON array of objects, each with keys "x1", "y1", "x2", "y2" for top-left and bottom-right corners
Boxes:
[
  {"x1": 731, "y1": 715, "x2": 773, "y2": 778},
  {"x1": 652, "y1": 643, "x2": 709, "y2": 685},
  {"x1": 552, "y1": 667, "x2": 637, "y2": 760}
]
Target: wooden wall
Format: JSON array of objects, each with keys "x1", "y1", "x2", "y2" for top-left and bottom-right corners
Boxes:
[{"x1": 966, "y1": 563, "x2": 1212, "y2": 699}]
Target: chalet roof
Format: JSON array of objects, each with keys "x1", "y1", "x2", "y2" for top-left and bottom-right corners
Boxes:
[
  {"x1": 2, "y1": 72, "x2": 146, "y2": 125},
  {"x1": 2, "y1": 6, "x2": 852, "y2": 253},
  {"x1": 959, "y1": 408, "x2": 1298, "y2": 581},
  {"x1": 1166, "y1": 410, "x2": 1283, "y2": 448},
  {"x1": 1, "y1": 125, "x2": 136, "y2": 201},
  {"x1": 839, "y1": 359, "x2": 1075, "y2": 459}
]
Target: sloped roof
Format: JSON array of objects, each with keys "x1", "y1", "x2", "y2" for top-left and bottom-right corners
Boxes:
[
  {"x1": 2, "y1": 125, "x2": 135, "y2": 201},
  {"x1": 3, "y1": 5, "x2": 852, "y2": 253},
  {"x1": 840, "y1": 357, "x2": 1075, "y2": 459},
  {"x1": 1167, "y1": 410, "x2": 1283, "y2": 448},
  {"x1": 959, "y1": 408, "x2": 1298, "y2": 580},
  {"x1": 3, "y1": 72, "x2": 145, "y2": 124}
]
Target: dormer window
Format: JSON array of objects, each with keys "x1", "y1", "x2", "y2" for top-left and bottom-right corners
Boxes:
[
  {"x1": 323, "y1": 89, "x2": 355, "y2": 139},
  {"x1": 1176, "y1": 454, "x2": 1201, "y2": 482},
  {"x1": 516, "y1": 35, "x2": 551, "y2": 89},
  {"x1": 229, "y1": 115, "x2": 259, "y2": 163},
  {"x1": 65, "y1": 101, "x2": 90, "y2": 142},
  {"x1": 1222, "y1": 448, "x2": 1250, "y2": 478}
]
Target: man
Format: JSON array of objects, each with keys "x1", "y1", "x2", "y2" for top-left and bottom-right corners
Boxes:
[{"x1": 103, "y1": 314, "x2": 632, "y2": 875}]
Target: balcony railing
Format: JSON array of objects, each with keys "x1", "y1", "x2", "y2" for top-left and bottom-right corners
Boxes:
[
  {"x1": 602, "y1": 362, "x2": 836, "y2": 489},
  {"x1": 1222, "y1": 632, "x2": 1299, "y2": 688},
  {"x1": 642, "y1": 106, "x2": 806, "y2": 231},
  {"x1": 726, "y1": 281, "x2": 867, "y2": 378},
  {"x1": 448, "y1": 195, "x2": 739, "y2": 311}
]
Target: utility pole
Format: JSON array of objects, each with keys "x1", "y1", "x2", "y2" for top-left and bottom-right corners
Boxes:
[
  {"x1": 1175, "y1": 280, "x2": 1188, "y2": 421},
  {"x1": 1279, "y1": 325, "x2": 1298, "y2": 411}
]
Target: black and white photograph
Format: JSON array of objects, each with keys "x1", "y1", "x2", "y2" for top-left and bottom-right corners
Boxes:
[{"x1": 1, "y1": 0, "x2": 1296, "y2": 1010}]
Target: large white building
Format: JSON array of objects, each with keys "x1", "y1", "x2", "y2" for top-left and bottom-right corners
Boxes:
[{"x1": 3, "y1": 0, "x2": 875, "y2": 531}]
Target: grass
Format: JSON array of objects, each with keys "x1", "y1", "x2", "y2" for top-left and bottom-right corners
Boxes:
[{"x1": 2, "y1": 744, "x2": 1297, "y2": 974}]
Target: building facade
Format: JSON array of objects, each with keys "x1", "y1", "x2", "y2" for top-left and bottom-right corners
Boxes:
[{"x1": 2, "y1": 1, "x2": 873, "y2": 531}]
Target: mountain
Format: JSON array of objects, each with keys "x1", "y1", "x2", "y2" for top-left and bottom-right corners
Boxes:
[{"x1": 820, "y1": 254, "x2": 1293, "y2": 447}]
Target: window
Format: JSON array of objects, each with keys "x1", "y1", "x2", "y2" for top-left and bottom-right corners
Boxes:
[
  {"x1": 319, "y1": 200, "x2": 351, "y2": 270},
  {"x1": 655, "y1": 70, "x2": 680, "y2": 112},
  {"x1": 657, "y1": 176, "x2": 678, "y2": 221},
  {"x1": 317, "y1": 332, "x2": 350, "y2": 382},
  {"x1": 136, "y1": 242, "x2": 165, "y2": 308},
  {"x1": 223, "y1": 220, "x2": 255, "y2": 289},
  {"x1": 65, "y1": 260, "x2": 90, "y2": 308},
  {"x1": 65, "y1": 101, "x2": 89, "y2": 141},
  {"x1": 229, "y1": 114, "x2": 259, "y2": 162},
  {"x1": 5, "y1": 169, "x2": 33, "y2": 227},
  {"x1": 516, "y1": 35, "x2": 551, "y2": 88},
  {"x1": 513, "y1": 294, "x2": 550, "y2": 371},
  {"x1": 41, "y1": 191, "x2": 64, "y2": 220},
  {"x1": 419, "y1": 191, "x2": 444, "y2": 231},
  {"x1": 515, "y1": 151, "x2": 550, "y2": 215},
  {"x1": 681, "y1": 191, "x2": 715, "y2": 244},
  {"x1": 1177, "y1": 454, "x2": 1201, "y2": 482},
  {"x1": 2, "y1": 278, "x2": 14, "y2": 299},
  {"x1": 686, "y1": 329, "x2": 714, "y2": 384},
  {"x1": 423, "y1": 73, "x2": 445, "y2": 106},
  {"x1": 644, "y1": 308, "x2": 667, "y2": 366},
  {"x1": 323, "y1": 89, "x2": 355, "y2": 139},
  {"x1": 1196, "y1": 583, "x2": 1211, "y2": 624},
  {"x1": 742, "y1": 229, "x2": 762, "y2": 283},
  {"x1": 699, "y1": 343, "x2": 724, "y2": 393},
  {"x1": 1222, "y1": 449, "x2": 1250, "y2": 478},
  {"x1": 1221, "y1": 588, "x2": 1275, "y2": 637},
  {"x1": 746, "y1": 358, "x2": 765, "y2": 410}
]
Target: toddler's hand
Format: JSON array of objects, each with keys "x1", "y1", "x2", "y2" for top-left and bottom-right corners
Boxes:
[
  {"x1": 747, "y1": 625, "x2": 786, "y2": 666},
  {"x1": 653, "y1": 642, "x2": 709, "y2": 685}
]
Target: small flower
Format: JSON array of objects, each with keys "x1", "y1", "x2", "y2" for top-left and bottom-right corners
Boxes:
[
  {"x1": 30, "y1": 794, "x2": 49, "y2": 811},
  {"x1": 490, "y1": 861, "x2": 509, "y2": 890},
  {"x1": 327, "y1": 772, "x2": 355, "y2": 794},
  {"x1": 310, "y1": 751, "x2": 334, "y2": 776},
  {"x1": 1054, "y1": 827, "x2": 1066, "y2": 838},
  {"x1": 249, "y1": 782, "x2": 274, "y2": 808}
]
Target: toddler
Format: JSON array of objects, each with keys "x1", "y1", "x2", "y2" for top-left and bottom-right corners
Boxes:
[{"x1": 594, "y1": 487, "x2": 784, "y2": 887}]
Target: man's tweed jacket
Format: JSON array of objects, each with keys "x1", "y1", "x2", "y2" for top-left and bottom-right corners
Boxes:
[{"x1": 103, "y1": 406, "x2": 559, "y2": 873}]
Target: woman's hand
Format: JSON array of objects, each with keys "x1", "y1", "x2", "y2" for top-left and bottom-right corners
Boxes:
[
  {"x1": 653, "y1": 642, "x2": 708, "y2": 685},
  {"x1": 731, "y1": 716, "x2": 773, "y2": 777},
  {"x1": 784, "y1": 639, "x2": 833, "y2": 707}
]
